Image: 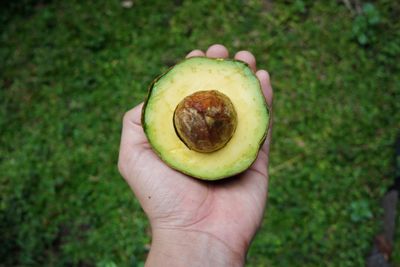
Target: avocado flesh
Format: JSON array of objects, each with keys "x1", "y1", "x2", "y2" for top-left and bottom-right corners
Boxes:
[{"x1": 142, "y1": 57, "x2": 269, "y2": 180}]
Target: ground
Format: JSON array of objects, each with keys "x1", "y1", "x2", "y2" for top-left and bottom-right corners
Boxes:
[{"x1": 1, "y1": 0, "x2": 399, "y2": 266}]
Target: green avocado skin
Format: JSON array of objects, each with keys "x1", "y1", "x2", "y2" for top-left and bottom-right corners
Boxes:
[{"x1": 141, "y1": 57, "x2": 270, "y2": 180}]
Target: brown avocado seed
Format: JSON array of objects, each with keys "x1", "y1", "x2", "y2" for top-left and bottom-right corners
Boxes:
[{"x1": 173, "y1": 90, "x2": 237, "y2": 153}]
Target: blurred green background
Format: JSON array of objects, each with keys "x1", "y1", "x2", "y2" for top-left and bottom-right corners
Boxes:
[{"x1": 1, "y1": 0, "x2": 399, "y2": 266}]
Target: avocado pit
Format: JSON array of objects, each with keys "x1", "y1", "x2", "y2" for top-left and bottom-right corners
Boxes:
[{"x1": 173, "y1": 90, "x2": 237, "y2": 153}]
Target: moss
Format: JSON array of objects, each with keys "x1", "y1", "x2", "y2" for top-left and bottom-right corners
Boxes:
[{"x1": 1, "y1": 0, "x2": 399, "y2": 266}]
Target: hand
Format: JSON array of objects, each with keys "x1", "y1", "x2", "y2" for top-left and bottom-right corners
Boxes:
[{"x1": 118, "y1": 44, "x2": 273, "y2": 267}]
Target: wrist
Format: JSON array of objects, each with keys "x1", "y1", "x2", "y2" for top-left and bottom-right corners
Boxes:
[{"x1": 146, "y1": 228, "x2": 246, "y2": 267}]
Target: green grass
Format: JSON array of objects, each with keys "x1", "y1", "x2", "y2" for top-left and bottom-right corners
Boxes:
[{"x1": 1, "y1": 0, "x2": 399, "y2": 266}]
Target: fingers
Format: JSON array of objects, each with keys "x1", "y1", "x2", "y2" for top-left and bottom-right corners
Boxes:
[
  {"x1": 206, "y1": 44, "x2": 229, "y2": 58},
  {"x1": 233, "y1": 51, "x2": 273, "y2": 156},
  {"x1": 256, "y1": 70, "x2": 273, "y2": 107},
  {"x1": 261, "y1": 118, "x2": 273, "y2": 156},
  {"x1": 255, "y1": 70, "x2": 273, "y2": 155},
  {"x1": 187, "y1": 44, "x2": 230, "y2": 59},
  {"x1": 186, "y1": 46, "x2": 273, "y2": 156},
  {"x1": 234, "y1": 50, "x2": 256, "y2": 72},
  {"x1": 186, "y1": 49, "x2": 205, "y2": 58}
]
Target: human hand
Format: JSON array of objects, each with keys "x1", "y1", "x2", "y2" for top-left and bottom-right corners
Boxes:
[{"x1": 118, "y1": 44, "x2": 273, "y2": 267}]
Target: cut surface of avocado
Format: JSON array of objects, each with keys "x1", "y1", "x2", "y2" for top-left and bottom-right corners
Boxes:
[{"x1": 142, "y1": 57, "x2": 269, "y2": 180}]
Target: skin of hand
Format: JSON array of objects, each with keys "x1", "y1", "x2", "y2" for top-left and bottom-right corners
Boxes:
[{"x1": 118, "y1": 44, "x2": 273, "y2": 267}]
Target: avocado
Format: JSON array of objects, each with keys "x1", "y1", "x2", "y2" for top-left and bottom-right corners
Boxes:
[{"x1": 142, "y1": 57, "x2": 269, "y2": 180}]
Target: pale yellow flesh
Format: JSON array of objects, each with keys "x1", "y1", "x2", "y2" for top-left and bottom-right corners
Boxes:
[{"x1": 144, "y1": 57, "x2": 269, "y2": 180}]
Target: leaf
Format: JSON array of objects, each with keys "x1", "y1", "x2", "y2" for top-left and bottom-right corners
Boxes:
[{"x1": 357, "y1": 34, "x2": 368, "y2": 45}]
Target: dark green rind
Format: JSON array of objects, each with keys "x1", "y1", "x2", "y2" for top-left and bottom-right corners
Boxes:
[{"x1": 141, "y1": 57, "x2": 270, "y2": 180}]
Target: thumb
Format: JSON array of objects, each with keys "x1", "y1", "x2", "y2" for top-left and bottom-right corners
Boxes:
[{"x1": 118, "y1": 102, "x2": 147, "y2": 177}]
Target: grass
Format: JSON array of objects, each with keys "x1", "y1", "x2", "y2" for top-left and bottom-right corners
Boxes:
[{"x1": 1, "y1": 0, "x2": 399, "y2": 266}]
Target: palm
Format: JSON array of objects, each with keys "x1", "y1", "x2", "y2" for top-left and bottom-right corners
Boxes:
[
  {"x1": 118, "y1": 45, "x2": 273, "y2": 254},
  {"x1": 120, "y1": 112, "x2": 269, "y2": 249}
]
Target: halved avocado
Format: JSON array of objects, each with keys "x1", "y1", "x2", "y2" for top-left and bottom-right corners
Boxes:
[{"x1": 142, "y1": 57, "x2": 269, "y2": 180}]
